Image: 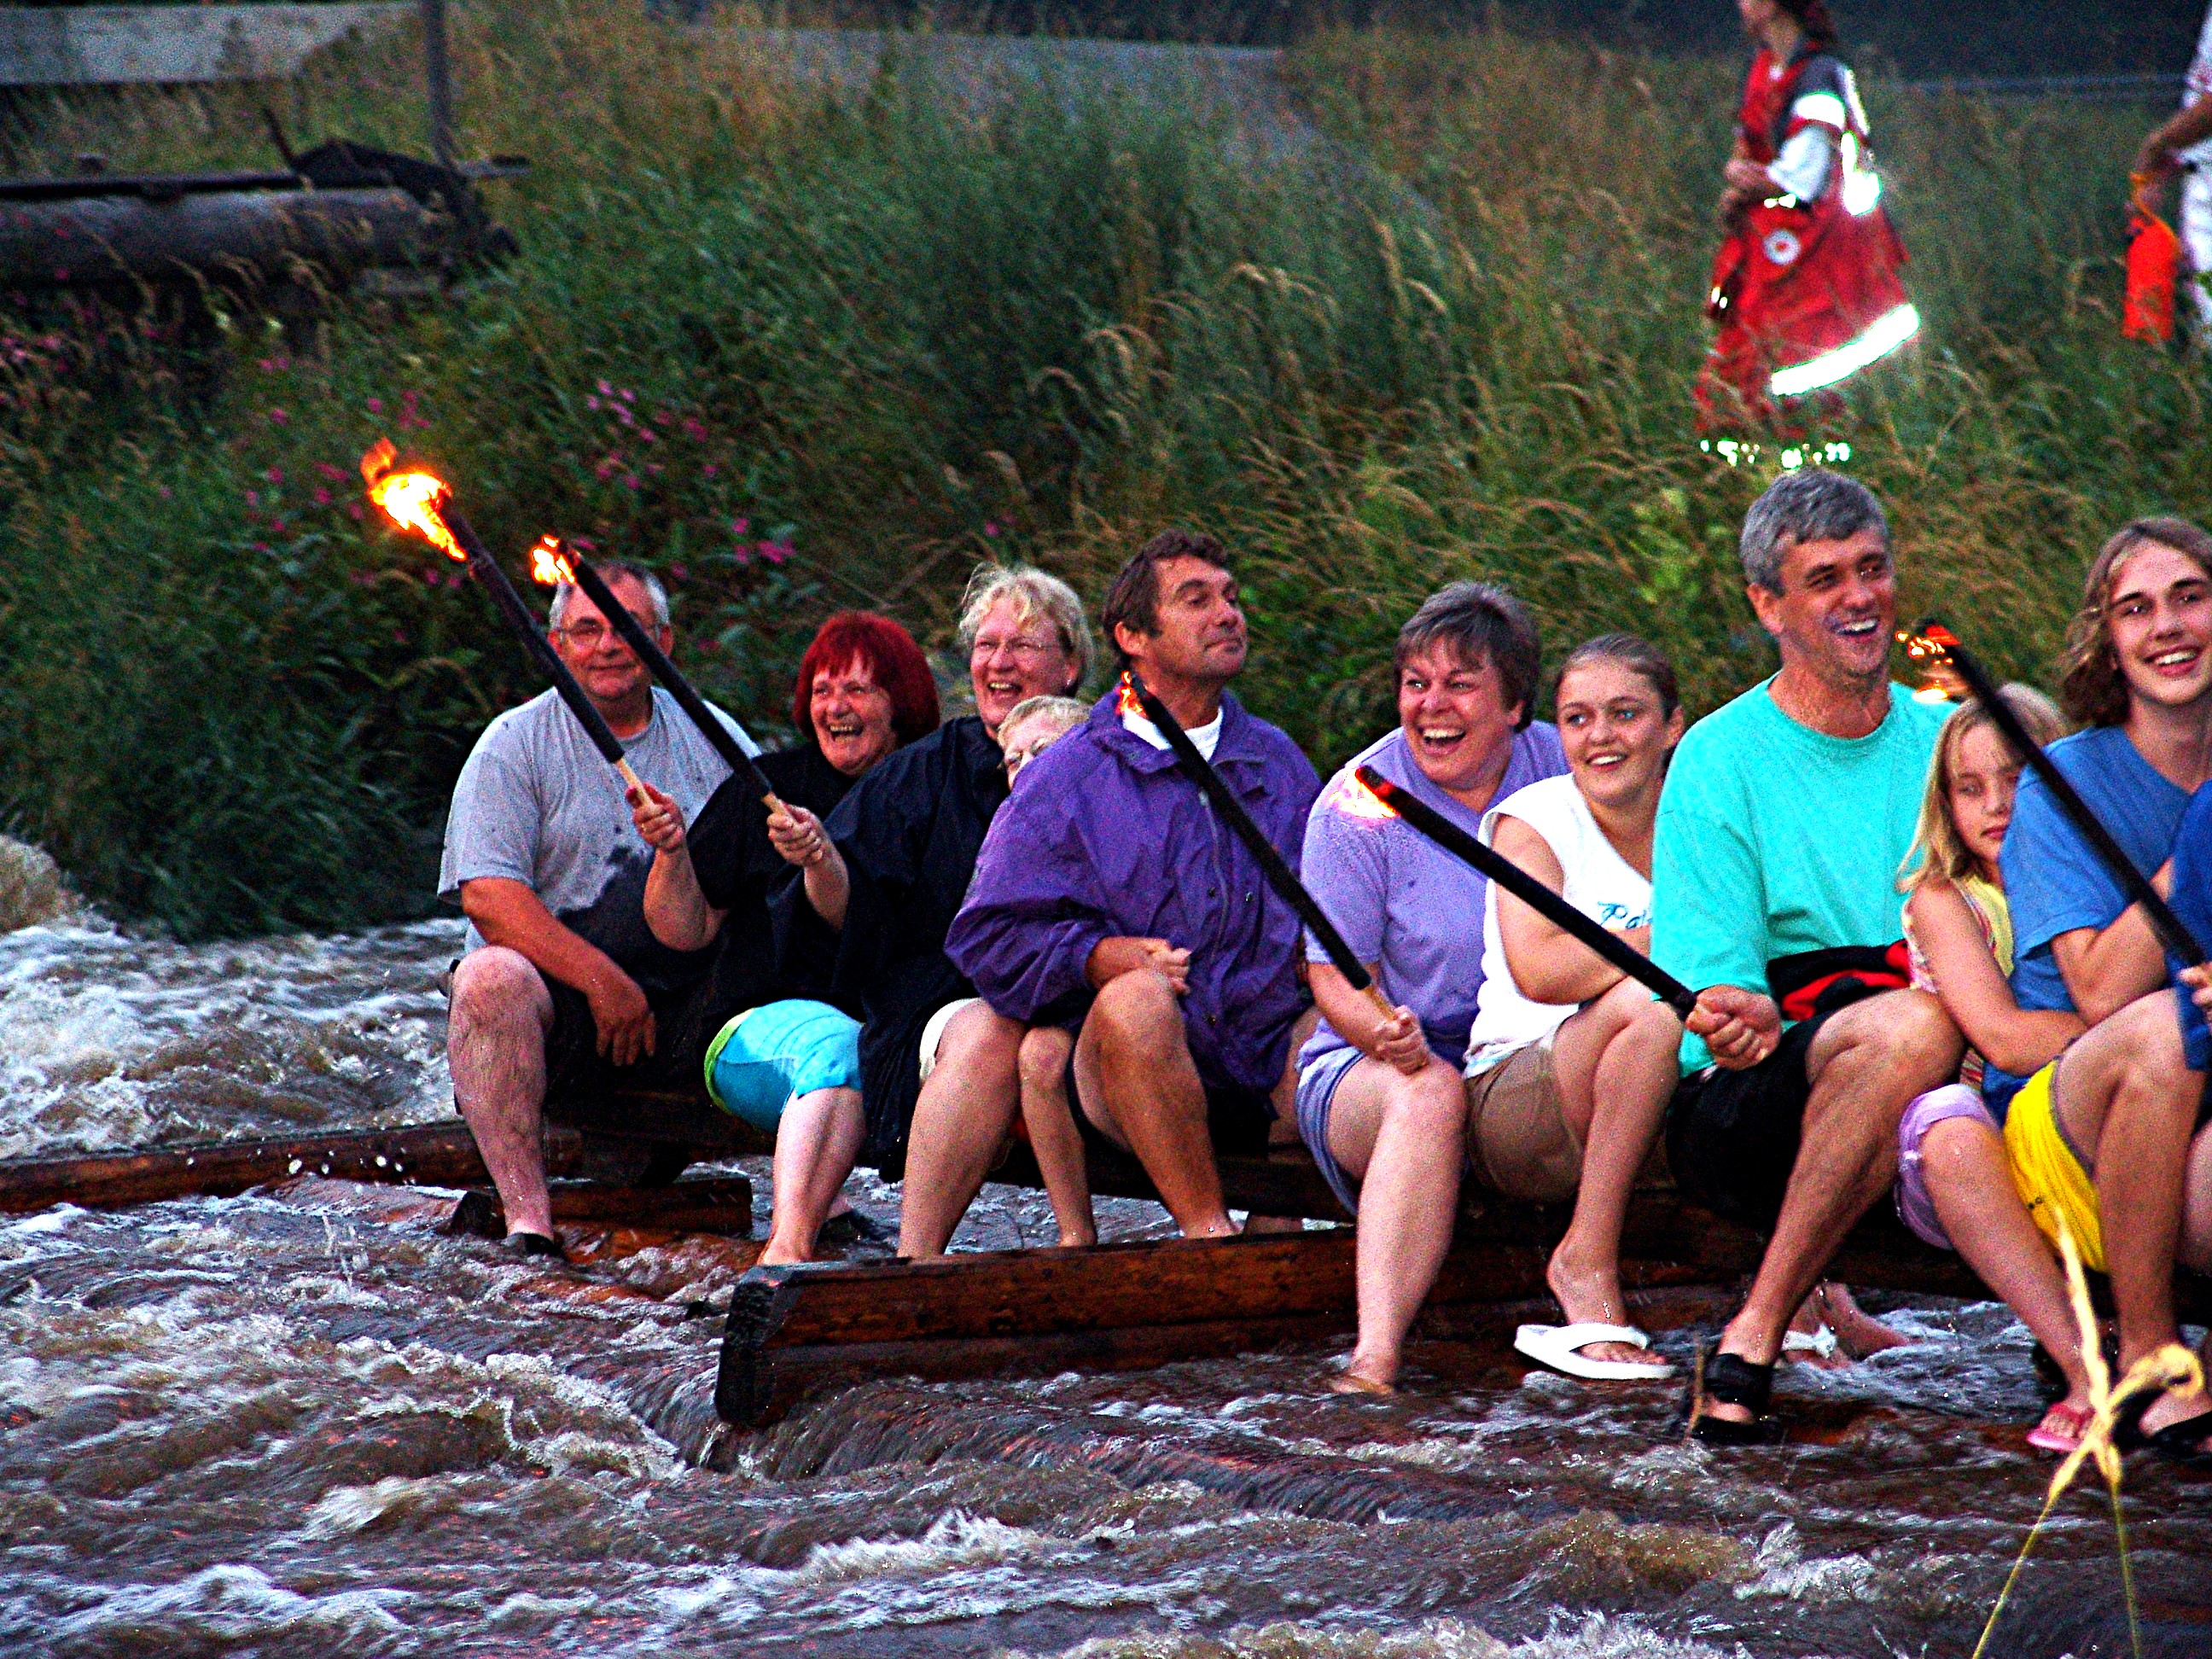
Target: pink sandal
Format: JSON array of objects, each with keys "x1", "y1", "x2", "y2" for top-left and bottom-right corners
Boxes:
[{"x1": 2028, "y1": 1400, "x2": 2093, "y2": 1456}]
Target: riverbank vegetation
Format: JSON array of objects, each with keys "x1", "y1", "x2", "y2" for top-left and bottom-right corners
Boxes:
[{"x1": 1, "y1": 3, "x2": 2204, "y2": 935}]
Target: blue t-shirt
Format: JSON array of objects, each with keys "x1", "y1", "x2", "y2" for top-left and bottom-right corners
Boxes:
[
  {"x1": 2164, "y1": 781, "x2": 2212, "y2": 1073},
  {"x1": 1990, "y1": 725, "x2": 2192, "y2": 1113}
]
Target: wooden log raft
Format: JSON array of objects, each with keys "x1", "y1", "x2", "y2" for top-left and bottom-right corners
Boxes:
[
  {"x1": 717, "y1": 1134, "x2": 2212, "y2": 1427},
  {"x1": 443, "y1": 1175, "x2": 754, "y2": 1239},
  {"x1": 0, "y1": 1121, "x2": 584, "y2": 1214}
]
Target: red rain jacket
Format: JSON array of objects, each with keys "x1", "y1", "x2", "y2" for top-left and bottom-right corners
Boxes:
[{"x1": 1697, "y1": 46, "x2": 1913, "y2": 429}]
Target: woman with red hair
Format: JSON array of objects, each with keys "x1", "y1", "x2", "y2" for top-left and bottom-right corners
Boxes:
[
  {"x1": 1697, "y1": 0, "x2": 1916, "y2": 429},
  {"x1": 626, "y1": 610, "x2": 934, "y2": 1260},
  {"x1": 786, "y1": 612, "x2": 941, "y2": 789}
]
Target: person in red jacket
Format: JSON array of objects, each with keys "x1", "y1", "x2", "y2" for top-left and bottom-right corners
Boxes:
[{"x1": 1697, "y1": 0, "x2": 1918, "y2": 431}]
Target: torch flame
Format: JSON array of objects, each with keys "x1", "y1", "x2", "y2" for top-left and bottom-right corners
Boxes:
[
  {"x1": 1115, "y1": 672, "x2": 1144, "y2": 719},
  {"x1": 362, "y1": 439, "x2": 466, "y2": 564},
  {"x1": 1326, "y1": 768, "x2": 1398, "y2": 823},
  {"x1": 528, "y1": 534, "x2": 577, "y2": 587},
  {"x1": 1897, "y1": 622, "x2": 1966, "y2": 705}
]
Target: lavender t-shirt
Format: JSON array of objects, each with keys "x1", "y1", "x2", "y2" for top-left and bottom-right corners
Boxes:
[{"x1": 1297, "y1": 723, "x2": 1568, "y2": 1071}]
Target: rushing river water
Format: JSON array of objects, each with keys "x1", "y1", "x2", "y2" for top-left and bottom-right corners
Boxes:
[{"x1": 3, "y1": 872, "x2": 2210, "y2": 1658}]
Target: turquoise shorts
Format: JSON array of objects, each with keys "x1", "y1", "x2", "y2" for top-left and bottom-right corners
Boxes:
[{"x1": 701, "y1": 999, "x2": 862, "y2": 1133}]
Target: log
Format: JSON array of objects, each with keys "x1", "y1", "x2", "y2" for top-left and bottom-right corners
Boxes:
[
  {"x1": 716, "y1": 1222, "x2": 1717, "y2": 1427},
  {"x1": 443, "y1": 1175, "x2": 754, "y2": 1239},
  {"x1": 0, "y1": 185, "x2": 448, "y2": 288},
  {"x1": 0, "y1": 1121, "x2": 582, "y2": 1214},
  {"x1": 715, "y1": 1147, "x2": 2212, "y2": 1427}
]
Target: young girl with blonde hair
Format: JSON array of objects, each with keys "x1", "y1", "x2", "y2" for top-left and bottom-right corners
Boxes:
[{"x1": 1894, "y1": 684, "x2": 2093, "y2": 1452}]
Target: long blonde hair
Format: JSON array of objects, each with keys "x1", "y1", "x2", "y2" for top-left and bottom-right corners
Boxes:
[{"x1": 1899, "y1": 685, "x2": 2066, "y2": 891}]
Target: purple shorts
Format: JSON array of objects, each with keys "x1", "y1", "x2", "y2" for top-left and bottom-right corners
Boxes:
[
  {"x1": 1895, "y1": 1082, "x2": 2000, "y2": 1250},
  {"x1": 1295, "y1": 1045, "x2": 1368, "y2": 1217}
]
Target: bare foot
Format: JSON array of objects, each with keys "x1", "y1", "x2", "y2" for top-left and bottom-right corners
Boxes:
[
  {"x1": 1545, "y1": 1247, "x2": 1668, "y2": 1371},
  {"x1": 1815, "y1": 1283, "x2": 1912, "y2": 1359},
  {"x1": 1330, "y1": 1370, "x2": 1395, "y2": 1397},
  {"x1": 1051, "y1": 1230, "x2": 1097, "y2": 1249},
  {"x1": 1330, "y1": 1348, "x2": 1397, "y2": 1395}
]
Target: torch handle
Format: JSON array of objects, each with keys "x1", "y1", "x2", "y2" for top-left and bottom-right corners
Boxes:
[
  {"x1": 1933, "y1": 628, "x2": 2206, "y2": 968},
  {"x1": 1127, "y1": 677, "x2": 1386, "y2": 1010},
  {"x1": 440, "y1": 503, "x2": 635, "y2": 771},
  {"x1": 1354, "y1": 765, "x2": 1701, "y2": 1017},
  {"x1": 565, "y1": 555, "x2": 787, "y2": 815}
]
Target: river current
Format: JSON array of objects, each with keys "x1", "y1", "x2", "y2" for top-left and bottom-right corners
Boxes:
[{"x1": 3, "y1": 847, "x2": 2209, "y2": 1658}]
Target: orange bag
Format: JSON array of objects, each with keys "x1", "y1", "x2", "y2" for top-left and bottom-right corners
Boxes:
[{"x1": 2126, "y1": 173, "x2": 2183, "y2": 345}]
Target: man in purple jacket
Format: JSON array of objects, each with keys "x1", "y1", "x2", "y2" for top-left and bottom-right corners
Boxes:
[{"x1": 942, "y1": 530, "x2": 1323, "y2": 1238}]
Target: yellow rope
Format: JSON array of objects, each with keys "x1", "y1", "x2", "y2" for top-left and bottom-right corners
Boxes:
[{"x1": 1970, "y1": 1216, "x2": 2203, "y2": 1659}]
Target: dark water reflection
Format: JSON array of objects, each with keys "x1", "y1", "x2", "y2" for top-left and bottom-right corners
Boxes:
[{"x1": 3, "y1": 913, "x2": 2209, "y2": 1656}]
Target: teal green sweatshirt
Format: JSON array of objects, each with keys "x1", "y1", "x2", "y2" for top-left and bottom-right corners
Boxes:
[{"x1": 1651, "y1": 678, "x2": 1947, "y2": 1073}]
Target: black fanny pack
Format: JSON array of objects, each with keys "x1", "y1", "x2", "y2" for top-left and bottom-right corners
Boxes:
[{"x1": 1766, "y1": 941, "x2": 1912, "y2": 1023}]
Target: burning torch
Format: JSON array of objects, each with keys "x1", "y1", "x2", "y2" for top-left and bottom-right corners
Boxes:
[
  {"x1": 1122, "y1": 673, "x2": 1395, "y2": 1019},
  {"x1": 526, "y1": 535, "x2": 789, "y2": 818},
  {"x1": 361, "y1": 439, "x2": 647, "y2": 800},
  {"x1": 1914, "y1": 621, "x2": 2205, "y2": 969},
  {"x1": 1349, "y1": 765, "x2": 1700, "y2": 1017}
]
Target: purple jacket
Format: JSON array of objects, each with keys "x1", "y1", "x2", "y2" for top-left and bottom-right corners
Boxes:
[{"x1": 946, "y1": 690, "x2": 1324, "y2": 1096}]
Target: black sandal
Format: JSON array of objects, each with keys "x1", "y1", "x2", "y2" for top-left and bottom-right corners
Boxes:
[
  {"x1": 1690, "y1": 1351, "x2": 1780, "y2": 1447},
  {"x1": 2116, "y1": 1394, "x2": 2212, "y2": 1468},
  {"x1": 501, "y1": 1231, "x2": 566, "y2": 1261}
]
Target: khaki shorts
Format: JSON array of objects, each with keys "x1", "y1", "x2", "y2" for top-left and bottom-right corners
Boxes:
[{"x1": 1464, "y1": 1038, "x2": 1584, "y2": 1203}]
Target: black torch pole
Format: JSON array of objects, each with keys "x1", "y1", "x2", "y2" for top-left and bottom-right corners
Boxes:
[
  {"x1": 1924, "y1": 622, "x2": 2205, "y2": 968},
  {"x1": 1354, "y1": 765, "x2": 1700, "y2": 1016},
  {"x1": 439, "y1": 502, "x2": 647, "y2": 799},
  {"x1": 1128, "y1": 673, "x2": 1395, "y2": 1019},
  {"x1": 562, "y1": 551, "x2": 788, "y2": 816}
]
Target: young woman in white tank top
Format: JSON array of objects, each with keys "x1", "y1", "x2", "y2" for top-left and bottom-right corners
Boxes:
[{"x1": 1462, "y1": 637, "x2": 1685, "y2": 1382}]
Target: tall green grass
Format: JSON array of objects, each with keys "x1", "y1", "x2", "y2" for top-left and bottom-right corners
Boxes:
[{"x1": 2, "y1": 6, "x2": 2206, "y2": 935}]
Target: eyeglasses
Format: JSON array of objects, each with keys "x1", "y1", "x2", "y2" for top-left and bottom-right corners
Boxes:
[
  {"x1": 973, "y1": 635, "x2": 1057, "y2": 661},
  {"x1": 552, "y1": 620, "x2": 650, "y2": 650}
]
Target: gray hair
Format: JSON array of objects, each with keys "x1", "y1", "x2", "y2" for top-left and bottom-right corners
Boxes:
[
  {"x1": 998, "y1": 694, "x2": 1090, "y2": 740},
  {"x1": 958, "y1": 563, "x2": 1095, "y2": 693},
  {"x1": 1394, "y1": 580, "x2": 1542, "y2": 731},
  {"x1": 1739, "y1": 469, "x2": 1889, "y2": 593},
  {"x1": 549, "y1": 562, "x2": 669, "y2": 630}
]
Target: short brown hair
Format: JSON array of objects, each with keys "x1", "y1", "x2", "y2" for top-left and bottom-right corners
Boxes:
[
  {"x1": 1102, "y1": 529, "x2": 1231, "y2": 668},
  {"x1": 1394, "y1": 581, "x2": 1542, "y2": 731},
  {"x1": 2059, "y1": 517, "x2": 2212, "y2": 728}
]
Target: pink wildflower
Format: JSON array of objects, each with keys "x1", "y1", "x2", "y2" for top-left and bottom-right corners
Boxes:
[
  {"x1": 312, "y1": 486, "x2": 331, "y2": 506},
  {"x1": 366, "y1": 397, "x2": 383, "y2": 415}
]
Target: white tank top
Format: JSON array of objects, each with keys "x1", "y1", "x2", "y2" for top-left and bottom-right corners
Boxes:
[{"x1": 1465, "y1": 773, "x2": 1654, "y2": 1068}]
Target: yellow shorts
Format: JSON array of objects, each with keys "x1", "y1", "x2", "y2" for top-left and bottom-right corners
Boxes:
[{"x1": 2003, "y1": 1059, "x2": 2106, "y2": 1274}]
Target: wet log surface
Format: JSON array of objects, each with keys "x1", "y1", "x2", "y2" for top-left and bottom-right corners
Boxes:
[
  {"x1": 719, "y1": 1136, "x2": 2212, "y2": 1428},
  {"x1": 443, "y1": 1175, "x2": 754, "y2": 1239},
  {"x1": 0, "y1": 1121, "x2": 583, "y2": 1213}
]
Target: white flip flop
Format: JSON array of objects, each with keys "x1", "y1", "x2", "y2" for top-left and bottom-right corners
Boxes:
[
  {"x1": 1783, "y1": 1324, "x2": 1838, "y2": 1359},
  {"x1": 1513, "y1": 1322, "x2": 1676, "y2": 1382}
]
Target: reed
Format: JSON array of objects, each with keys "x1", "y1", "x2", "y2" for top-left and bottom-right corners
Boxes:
[{"x1": 1, "y1": 5, "x2": 2205, "y2": 935}]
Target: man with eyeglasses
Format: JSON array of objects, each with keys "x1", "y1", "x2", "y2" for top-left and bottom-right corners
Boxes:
[{"x1": 439, "y1": 562, "x2": 759, "y2": 1256}]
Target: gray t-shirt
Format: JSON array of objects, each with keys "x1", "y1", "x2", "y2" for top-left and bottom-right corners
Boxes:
[{"x1": 439, "y1": 686, "x2": 758, "y2": 995}]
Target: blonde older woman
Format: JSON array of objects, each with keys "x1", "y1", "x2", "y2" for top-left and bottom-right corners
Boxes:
[{"x1": 769, "y1": 565, "x2": 1094, "y2": 1205}]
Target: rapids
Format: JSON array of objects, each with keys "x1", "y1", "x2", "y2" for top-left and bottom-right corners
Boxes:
[{"x1": 3, "y1": 854, "x2": 2209, "y2": 1656}]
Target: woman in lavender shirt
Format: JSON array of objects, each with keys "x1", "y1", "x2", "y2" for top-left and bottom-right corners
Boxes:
[{"x1": 1295, "y1": 583, "x2": 1566, "y2": 1394}]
